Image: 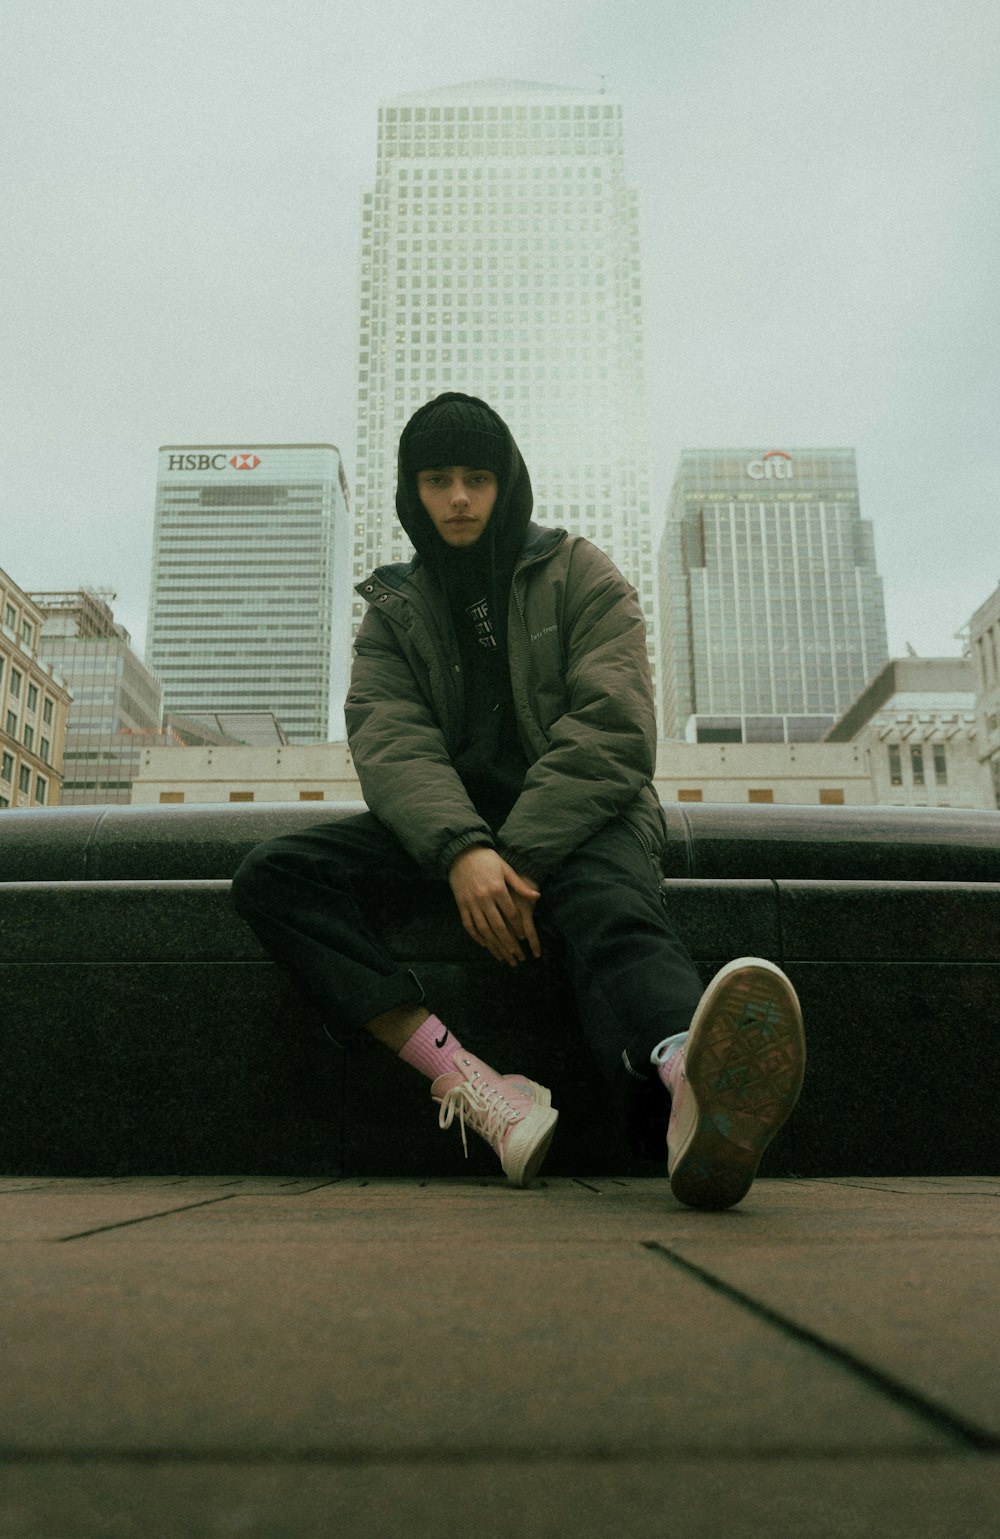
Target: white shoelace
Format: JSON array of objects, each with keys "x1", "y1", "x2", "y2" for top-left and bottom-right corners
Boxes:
[{"x1": 437, "y1": 1075, "x2": 518, "y2": 1159}]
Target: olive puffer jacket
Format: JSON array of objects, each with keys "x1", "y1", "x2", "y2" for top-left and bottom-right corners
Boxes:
[{"x1": 346, "y1": 522, "x2": 667, "y2": 885}]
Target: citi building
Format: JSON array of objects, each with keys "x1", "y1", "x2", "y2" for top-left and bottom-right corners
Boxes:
[
  {"x1": 658, "y1": 448, "x2": 889, "y2": 742},
  {"x1": 147, "y1": 446, "x2": 351, "y2": 744}
]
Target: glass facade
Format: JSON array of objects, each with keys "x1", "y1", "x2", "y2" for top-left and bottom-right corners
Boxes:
[
  {"x1": 657, "y1": 448, "x2": 889, "y2": 740},
  {"x1": 147, "y1": 446, "x2": 351, "y2": 744},
  {"x1": 34, "y1": 590, "x2": 164, "y2": 805},
  {"x1": 354, "y1": 81, "x2": 656, "y2": 680}
]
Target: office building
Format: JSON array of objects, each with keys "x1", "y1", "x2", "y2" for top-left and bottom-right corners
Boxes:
[
  {"x1": 353, "y1": 80, "x2": 656, "y2": 675},
  {"x1": 33, "y1": 589, "x2": 164, "y2": 805},
  {"x1": 658, "y1": 448, "x2": 889, "y2": 740},
  {"x1": 0, "y1": 568, "x2": 72, "y2": 808},
  {"x1": 147, "y1": 446, "x2": 351, "y2": 743}
]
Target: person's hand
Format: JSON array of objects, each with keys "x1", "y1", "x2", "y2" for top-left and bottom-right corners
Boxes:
[{"x1": 448, "y1": 846, "x2": 541, "y2": 967}]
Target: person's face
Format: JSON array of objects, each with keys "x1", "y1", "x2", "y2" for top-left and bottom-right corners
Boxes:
[{"x1": 416, "y1": 466, "x2": 498, "y2": 547}]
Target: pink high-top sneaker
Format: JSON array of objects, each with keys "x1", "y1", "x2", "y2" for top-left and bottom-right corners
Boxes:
[
  {"x1": 652, "y1": 958, "x2": 805, "y2": 1210},
  {"x1": 431, "y1": 1051, "x2": 558, "y2": 1187}
]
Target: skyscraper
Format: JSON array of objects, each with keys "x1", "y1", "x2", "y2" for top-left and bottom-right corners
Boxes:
[
  {"x1": 658, "y1": 448, "x2": 889, "y2": 741},
  {"x1": 353, "y1": 80, "x2": 655, "y2": 673},
  {"x1": 148, "y1": 445, "x2": 351, "y2": 744}
]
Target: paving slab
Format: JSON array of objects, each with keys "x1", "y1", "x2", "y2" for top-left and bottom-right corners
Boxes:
[
  {"x1": 0, "y1": 1456, "x2": 999, "y2": 1539},
  {"x1": 1, "y1": 1177, "x2": 997, "y2": 1538}
]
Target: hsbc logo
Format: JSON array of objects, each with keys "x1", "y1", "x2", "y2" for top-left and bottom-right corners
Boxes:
[
  {"x1": 166, "y1": 452, "x2": 262, "y2": 471},
  {"x1": 747, "y1": 451, "x2": 793, "y2": 480}
]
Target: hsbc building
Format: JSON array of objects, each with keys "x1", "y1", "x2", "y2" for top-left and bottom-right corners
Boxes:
[
  {"x1": 656, "y1": 447, "x2": 889, "y2": 743},
  {"x1": 148, "y1": 444, "x2": 352, "y2": 744}
]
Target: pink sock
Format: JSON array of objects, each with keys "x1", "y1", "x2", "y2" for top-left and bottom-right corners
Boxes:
[{"x1": 397, "y1": 1015, "x2": 463, "y2": 1081}]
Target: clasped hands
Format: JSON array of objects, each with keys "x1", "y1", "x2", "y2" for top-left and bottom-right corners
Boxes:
[{"x1": 447, "y1": 845, "x2": 541, "y2": 967}]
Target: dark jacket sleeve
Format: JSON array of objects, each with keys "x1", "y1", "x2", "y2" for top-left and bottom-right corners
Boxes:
[
  {"x1": 496, "y1": 542, "x2": 657, "y2": 882},
  {"x1": 346, "y1": 608, "x2": 495, "y2": 875}
]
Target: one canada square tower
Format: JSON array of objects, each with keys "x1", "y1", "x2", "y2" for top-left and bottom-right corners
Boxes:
[{"x1": 351, "y1": 80, "x2": 657, "y2": 681}]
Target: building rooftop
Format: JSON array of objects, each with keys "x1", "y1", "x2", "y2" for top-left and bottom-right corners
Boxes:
[
  {"x1": 826, "y1": 657, "x2": 974, "y2": 741},
  {"x1": 387, "y1": 79, "x2": 605, "y2": 103}
]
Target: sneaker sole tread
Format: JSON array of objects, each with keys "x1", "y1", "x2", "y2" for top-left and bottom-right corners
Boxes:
[{"x1": 669, "y1": 961, "x2": 805, "y2": 1211}]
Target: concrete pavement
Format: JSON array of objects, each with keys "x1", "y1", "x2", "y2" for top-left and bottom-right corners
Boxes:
[{"x1": 1, "y1": 1175, "x2": 998, "y2": 1538}]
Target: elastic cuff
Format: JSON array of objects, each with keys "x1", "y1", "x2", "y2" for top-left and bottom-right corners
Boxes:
[
  {"x1": 438, "y1": 831, "x2": 495, "y2": 876},
  {"x1": 621, "y1": 1047, "x2": 649, "y2": 1083}
]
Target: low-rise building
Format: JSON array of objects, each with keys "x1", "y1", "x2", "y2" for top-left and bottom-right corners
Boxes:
[
  {"x1": 824, "y1": 657, "x2": 988, "y2": 808},
  {"x1": 968, "y1": 584, "x2": 1000, "y2": 809},
  {"x1": 132, "y1": 739, "x2": 869, "y2": 809},
  {"x1": 0, "y1": 567, "x2": 72, "y2": 809},
  {"x1": 654, "y1": 741, "x2": 870, "y2": 804},
  {"x1": 131, "y1": 742, "x2": 361, "y2": 805}
]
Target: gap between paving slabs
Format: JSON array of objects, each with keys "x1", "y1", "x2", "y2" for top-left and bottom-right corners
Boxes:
[{"x1": 643, "y1": 1240, "x2": 999, "y2": 1456}]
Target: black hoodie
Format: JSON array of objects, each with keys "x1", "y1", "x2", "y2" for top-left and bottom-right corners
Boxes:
[{"x1": 395, "y1": 394, "x2": 533, "y2": 829}]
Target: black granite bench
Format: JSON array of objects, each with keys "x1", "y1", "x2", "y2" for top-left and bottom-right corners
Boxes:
[{"x1": 1, "y1": 801, "x2": 998, "y2": 1178}]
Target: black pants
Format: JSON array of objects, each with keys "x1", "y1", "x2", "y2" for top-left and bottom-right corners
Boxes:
[{"x1": 232, "y1": 812, "x2": 704, "y2": 1088}]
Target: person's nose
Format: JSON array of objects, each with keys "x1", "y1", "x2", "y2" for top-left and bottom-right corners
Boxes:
[{"x1": 450, "y1": 483, "x2": 469, "y2": 507}]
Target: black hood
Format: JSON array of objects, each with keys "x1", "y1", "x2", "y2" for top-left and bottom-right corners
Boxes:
[{"x1": 395, "y1": 393, "x2": 534, "y2": 578}]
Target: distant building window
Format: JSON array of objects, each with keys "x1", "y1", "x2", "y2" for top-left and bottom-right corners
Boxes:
[
  {"x1": 18, "y1": 765, "x2": 30, "y2": 794},
  {"x1": 677, "y1": 788, "x2": 703, "y2": 802},
  {"x1": 34, "y1": 775, "x2": 46, "y2": 805},
  {"x1": 911, "y1": 745, "x2": 925, "y2": 786},
  {"x1": 748, "y1": 788, "x2": 774, "y2": 803},
  {"x1": 3, "y1": 603, "x2": 15, "y2": 629},
  {"x1": 23, "y1": 724, "x2": 33, "y2": 751},
  {"x1": 299, "y1": 790, "x2": 325, "y2": 801},
  {"x1": 0, "y1": 795, "x2": 8, "y2": 808},
  {"x1": 9, "y1": 669, "x2": 21, "y2": 699},
  {"x1": 1, "y1": 751, "x2": 12, "y2": 782},
  {"x1": 39, "y1": 736, "x2": 50, "y2": 762},
  {"x1": 819, "y1": 788, "x2": 845, "y2": 805},
  {"x1": 933, "y1": 744, "x2": 947, "y2": 786},
  {"x1": 21, "y1": 620, "x2": 33, "y2": 647},
  {"x1": 6, "y1": 710, "x2": 18, "y2": 737},
  {"x1": 159, "y1": 791, "x2": 185, "y2": 804},
  {"x1": 26, "y1": 683, "x2": 38, "y2": 712},
  {"x1": 229, "y1": 791, "x2": 254, "y2": 802},
  {"x1": 42, "y1": 697, "x2": 54, "y2": 725},
  {"x1": 888, "y1": 745, "x2": 902, "y2": 785}
]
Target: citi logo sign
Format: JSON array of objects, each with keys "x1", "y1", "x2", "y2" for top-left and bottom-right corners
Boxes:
[
  {"x1": 747, "y1": 451, "x2": 793, "y2": 480},
  {"x1": 166, "y1": 452, "x2": 262, "y2": 471}
]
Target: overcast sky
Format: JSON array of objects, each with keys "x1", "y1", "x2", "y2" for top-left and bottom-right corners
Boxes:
[{"x1": 2, "y1": 0, "x2": 998, "y2": 661}]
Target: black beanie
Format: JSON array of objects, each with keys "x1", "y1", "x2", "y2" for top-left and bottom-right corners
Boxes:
[{"x1": 403, "y1": 397, "x2": 507, "y2": 480}]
